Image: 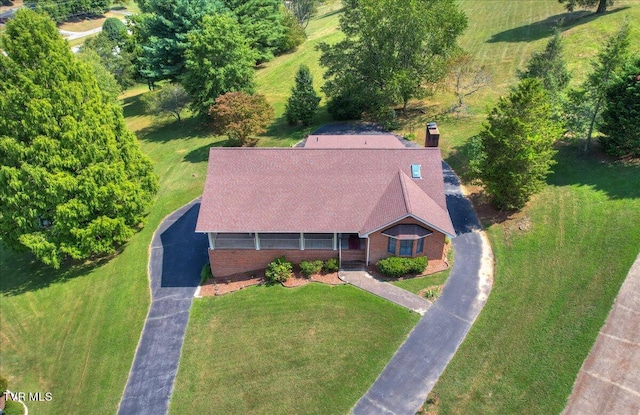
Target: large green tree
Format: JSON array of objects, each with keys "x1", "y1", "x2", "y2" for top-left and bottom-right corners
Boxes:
[
  {"x1": 318, "y1": 0, "x2": 467, "y2": 116},
  {"x1": 133, "y1": 0, "x2": 225, "y2": 83},
  {"x1": 182, "y1": 14, "x2": 257, "y2": 115},
  {"x1": 469, "y1": 79, "x2": 562, "y2": 210},
  {"x1": 599, "y1": 57, "x2": 640, "y2": 158},
  {"x1": 0, "y1": 10, "x2": 158, "y2": 268},
  {"x1": 223, "y1": 0, "x2": 285, "y2": 63}
]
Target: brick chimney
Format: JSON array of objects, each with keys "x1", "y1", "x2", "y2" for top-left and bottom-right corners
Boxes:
[{"x1": 425, "y1": 122, "x2": 440, "y2": 147}]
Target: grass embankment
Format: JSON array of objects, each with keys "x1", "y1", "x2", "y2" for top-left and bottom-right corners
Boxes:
[
  {"x1": 1, "y1": 1, "x2": 639, "y2": 414},
  {"x1": 169, "y1": 284, "x2": 418, "y2": 414},
  {"x1": 421, "y1": 1, "x2": 640, "y2": 413},
  {"x1": 429, "y1": 146, "x2": 640, "y2": 414}
]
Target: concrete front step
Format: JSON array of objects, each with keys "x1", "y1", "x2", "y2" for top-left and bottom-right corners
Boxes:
[{"x1": 340, "y1": 260, "x2": 366, "y2": 271}]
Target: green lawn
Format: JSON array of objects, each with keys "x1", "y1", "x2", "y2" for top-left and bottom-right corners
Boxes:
[
  {"x1": 429, "y1": 144, "x2": 640, "y2": 414},
  {"x1": 169, "y1": 284, "x2": 419, "y2": 414},
  {"x1": 1, "y1": 1, "x2": 639, "y2": 414}
]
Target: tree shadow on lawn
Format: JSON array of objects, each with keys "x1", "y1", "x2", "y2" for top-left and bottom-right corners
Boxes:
[
  {"x1": 183, "y1": 139, "x2": 229, "y2": 163},
  {"x1": 487, "y1": 7, "x2": 629, "y2": 43},
  {"x1": 548, "y1": 141, "x2": 640, "y2": 200},
  {"x1": 122, "y1": 94, "x2": 146, "y2": 119},
  {"x1": 263, "y1": 112, "x2": 322, "y2": 145},
  {"x1": 0, "y1": 242, "x2": 119, "y2": 297},
  {"x1": 137, "y1": 116, "x2": 211, "y2": 143}
]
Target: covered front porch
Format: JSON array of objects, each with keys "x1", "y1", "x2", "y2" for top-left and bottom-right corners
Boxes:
[{"x1": 206, "y1": 232, "x2": 368, "y2": 276}]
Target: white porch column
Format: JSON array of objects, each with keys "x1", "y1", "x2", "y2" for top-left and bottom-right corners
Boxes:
[
  {"x1": 366, "y1": 237, "x2": 370, "y2": 266},
  {"x1": 208, "y1": 233, "x2": 215, "y2": 250},
  {"x1": 255, "y1": 232, "x2": 260, "y2": 250},
  {"x1": 333, "y1": 233, "x2": 337, "y2": 250},
  {"x1": 300, "y1": 232, "x2": 304, "y2": 250}
]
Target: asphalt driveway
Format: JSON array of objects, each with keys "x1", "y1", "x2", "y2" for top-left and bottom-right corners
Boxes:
[
  {"x1": 353, "y1": 163, "x2": 493, "y2": 415},
  {"x1": 118, "y1": 199, "x2": 209, "y2": 415}
]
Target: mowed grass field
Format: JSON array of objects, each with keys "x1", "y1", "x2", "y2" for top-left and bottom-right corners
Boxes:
[
  {"x1": 1, "y1": 1, "x2": 639, "y2": 415},
  {"x1": 169, "y1": 284, "x2": 418, "y2": 414}
]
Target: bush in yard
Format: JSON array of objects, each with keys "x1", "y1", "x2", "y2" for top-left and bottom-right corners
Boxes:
[
  {"x1": 209, "y1": 91, "x2": 274, "y2": 147},
  {"x1": 299, "y1": 259, "x2": 324, "y2": 277},
  {"x1": 265, "y1": 256, "x2": 293, "y2": 283},
  {"x1": 0, "y1": 375, "x2": 7, "y2": 392},
  {"x1": 323, "y1": 258, "x2": 339, "y2": 273},
  {"x1": 377, "y1": 256, "x2": 428, "y2": 277}
]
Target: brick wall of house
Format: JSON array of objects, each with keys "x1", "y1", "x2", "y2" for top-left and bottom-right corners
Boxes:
[
  {"x1": 368, "y1": 217, "x2": 447, "y2": 264},
  {"x1": 209, "y1": 248, "x2": 342, "y2": 277}
]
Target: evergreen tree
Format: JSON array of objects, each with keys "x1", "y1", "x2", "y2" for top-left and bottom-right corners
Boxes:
[
  {"x1": 285, "y1": 65, "x2": 321, "y2": 126},
  {"x1": 102, "y1": 17, "x2": 128, "y2": 44},
  {"x1": 570, "y1": 21, "x2": 630, "y2": 151},
  {"x1": 133, "y1": 0, "x2": 225, "y2": 83},
  {"x1": 599, "y1": 57, "x2": 640, "y2": 158},
  {"x1": 518, "y1": 33, "x2": 566, "y2": 87},
  {"x1": 0, "y1": 10, "x2": 158, "y2": 268},
  {"x1": 182, "y1": 14, "x2": 257, "y2": 116},
  {"x1": 469, "y1": 79, "x2": 561, "y2": 210},
  {"x1": 517, "y1": 29, "x2": 570, "y2": 115}
]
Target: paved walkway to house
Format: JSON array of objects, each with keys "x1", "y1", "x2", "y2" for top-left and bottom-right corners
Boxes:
[
  {"x1": 118, "y1": 199, "x2": 209, "y2": 415},
  {"x1": 339, "y1": 271, "x2": 432, "y2": 315},
  {"x1": 352, "y1": 163, "x2": 494, "y2": 415},
  {"x1": 563, "y1": 252, "x2": 640, "y2": 415}
]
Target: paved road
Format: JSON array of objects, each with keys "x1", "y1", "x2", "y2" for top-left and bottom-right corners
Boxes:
[
  {"x1": 339, "y1": 270, "x2": 432, "y2": 315},
  {"x1": 118, "y1": 199, "x2": 209, "y2": 415},
  {"x1": 563, "y1": 252, "x2": 640, "y2": 415},
  {"x1": 353, "y1": 162, "x2": 493, "y2": 415}
]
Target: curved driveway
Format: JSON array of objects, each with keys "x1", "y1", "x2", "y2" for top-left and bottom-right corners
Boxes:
[
  {"x1": 353, "y1": 163, "x2": 494, "y2": 415},
  {"x1": 118, "y1": 199, "x2": 209, "y2": 415}
]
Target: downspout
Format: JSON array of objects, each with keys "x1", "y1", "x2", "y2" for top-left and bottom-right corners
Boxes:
[
  {"x1": 338, "y1": 233, "x2": 342, "y2": 268},
  {"x1": 366, "y1": 236, "x2": 370, "y2": 266}
]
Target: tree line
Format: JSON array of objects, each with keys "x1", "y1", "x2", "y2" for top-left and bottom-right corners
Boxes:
[{"x1": 469, "y1": 21, "x2": 637, "y2": 211}]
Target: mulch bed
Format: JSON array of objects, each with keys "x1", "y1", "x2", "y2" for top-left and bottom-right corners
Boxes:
[
  {"x1": 199, "y1": 270, "x2": 344, "y2": 297},
  {"x1": 199, "y1": 253, "x2": 449, "y2": 297}
]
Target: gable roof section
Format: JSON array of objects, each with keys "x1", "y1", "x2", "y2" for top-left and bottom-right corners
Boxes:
[
  {"x1": 196, "y1": 148, "x2": 455, "y2": 237},
  {"x1": 359, "y1": 171, "x2": 455, "y2": 237}
]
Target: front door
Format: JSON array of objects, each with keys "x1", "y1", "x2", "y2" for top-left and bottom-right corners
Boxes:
[{"x1": 348, "y1": 234, "x2": 360, "y2": 250}]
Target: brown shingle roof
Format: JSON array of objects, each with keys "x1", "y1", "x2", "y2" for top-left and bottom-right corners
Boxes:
[
  {"x1": 304, "y1": 134, "x2": 406, "y2": 148},
  {"x1": 196, "y1": 148, "x2": 455, "y2": 237}
]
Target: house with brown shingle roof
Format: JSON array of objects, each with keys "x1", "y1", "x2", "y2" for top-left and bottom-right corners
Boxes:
[{"x1": 196, "y1": 131, "x2": 454, "y2": 277}]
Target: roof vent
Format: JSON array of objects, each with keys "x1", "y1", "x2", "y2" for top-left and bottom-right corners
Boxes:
[{"x1": 411, "y1": 164, "x2": 421, "y2": 179}]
